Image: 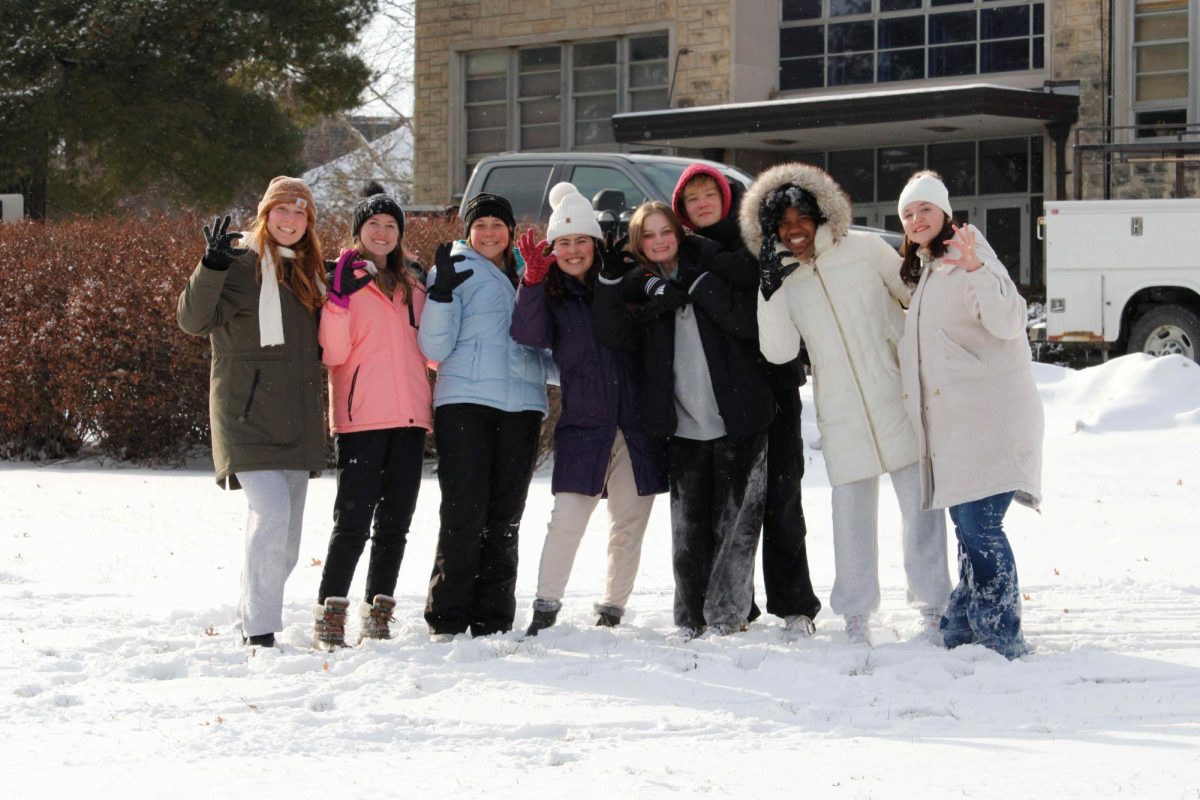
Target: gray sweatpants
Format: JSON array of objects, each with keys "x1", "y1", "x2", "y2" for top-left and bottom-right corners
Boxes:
[
  {"x1": 828, "y1": 462, "x2": 950, "y2": 617},
  {"x1": 236, "y1": 470, "x2": 309, "y2": 637}
]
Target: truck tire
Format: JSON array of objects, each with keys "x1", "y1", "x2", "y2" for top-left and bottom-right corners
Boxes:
[{"x1": 1128, "y1": 305, "x2": 1200, "y2": 363}]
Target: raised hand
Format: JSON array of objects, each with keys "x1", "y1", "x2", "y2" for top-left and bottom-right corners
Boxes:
[
  {"x1": 757, "y1": 234, "x2": 794, "y2": 301},
  {"x1": 942, "y1": 223, "x2": 983, "y2": 272},
  {"x1": 201, "y1": 215, "x2": 248, "y2": 271},
  {"x1": 327, "y1": 248, "x2": 373, "y2": 308},
  {"x1": 599, "y1": 231, "x2": 639, "y2": 281},
  {"x1": 428, "y1": 242, "x2": 473, "y2": 303},
  {"x1": 517, "y1": 228, "x2": 554, "y2": 286}
]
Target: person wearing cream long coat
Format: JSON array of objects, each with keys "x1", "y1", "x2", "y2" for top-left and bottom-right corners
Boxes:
[{"x1": 741, "y1": 162, "x2": 950, "y2": 639}]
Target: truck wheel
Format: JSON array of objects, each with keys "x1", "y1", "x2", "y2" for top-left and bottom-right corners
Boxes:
[{"x1": 1128, "y1": 305, "x2": 1200, "y2": 362}]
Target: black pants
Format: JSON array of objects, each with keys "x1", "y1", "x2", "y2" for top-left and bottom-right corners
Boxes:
[
  {"x1": 761, "y1": 389, "x2": 821, "y2": 620},
  {"x1": 669, "y1": 433, "x2": 767, "y2": 630},
  {"x1": 317, "y1": 426, "x2": 426, "y2": 604},
  {"x1": 425, "y1": 403, "x2": 542, "y2": 636}
]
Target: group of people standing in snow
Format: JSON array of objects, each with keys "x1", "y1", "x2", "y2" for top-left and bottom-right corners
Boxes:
[{"x1": 177, "y1": 159, "x2": 1042, "y2": 661}]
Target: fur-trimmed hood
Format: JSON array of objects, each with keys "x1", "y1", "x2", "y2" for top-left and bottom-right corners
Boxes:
[{"x1": 739, "y1": 162, "x2": 853, "y2": 255}]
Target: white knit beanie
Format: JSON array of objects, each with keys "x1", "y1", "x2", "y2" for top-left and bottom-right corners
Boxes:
[
  {"x1": 546, "y1": 182, "x2": 602, "y2": 243},
  {"x1": 897, "y1": 172, "x2": 953, "y2": 218}
]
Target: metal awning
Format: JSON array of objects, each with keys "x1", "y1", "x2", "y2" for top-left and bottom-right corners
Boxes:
[{"x1": 612, "y1": 83, "x2": 1080, "y2": 152}]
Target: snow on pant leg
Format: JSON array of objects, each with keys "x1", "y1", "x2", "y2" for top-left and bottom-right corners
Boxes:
[
  {"x1": 668, "y1": 437, "x2": 716, "y2": 630},
  {"x1": 317, "y1": 429, "x2": 390, "y2": 602},
  {"x1": 941, "y1": 525, "x2": 975, "y2": 648},
  {"x1": 472, "y1": 409, "x2": 542, "y2": 637},
  {"x1": 534, "y1": 490, "x2": 603, "y2": 604},
  {"x1": 702, "y1": 433, "x2": 767, "y2": 628},
  {"x1": 890, "y1": 461, "x2": 951, "y2": 611},
  {"x1": 761, "y1": 388, "x2": 821, "y2": 620},
  {"x1": 363, "y1": 427, "x2": 426, "y2": 601},
  {"x1": 599, "y1": 431, "x2": 656, "y2": 614},
  {"x1": 829, "y1": 474, "x2": 882, "y2": 617},
  {"x1": 237, "y1": 470, "x2": 305, "y2": 637},
  {"x1": 425, "y1": 404, "x2": 494, "y2": 636},
  {"x1": 948, "y1": 492, "x2": 1025, "y2": 657}
]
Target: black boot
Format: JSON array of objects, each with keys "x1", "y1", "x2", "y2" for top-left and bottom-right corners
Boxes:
[
  {"x1": 595, "y1": 611, "x2": 620, "y2": 627},
  {"x1": 524, "y1": 608, "x2": 557, "y2": 637},
  {"x1": 242, "y1": 632, "x2": 276, "y2": 648}
]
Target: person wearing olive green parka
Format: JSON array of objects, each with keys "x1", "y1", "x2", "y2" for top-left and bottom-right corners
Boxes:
[{"x1": 177, "y1": 177, "x2": 328, "y2": 648}]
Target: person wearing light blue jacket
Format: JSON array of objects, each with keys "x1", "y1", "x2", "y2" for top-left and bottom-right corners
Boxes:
[{"x1": 418, "y1": 192, "x2": 551, "y2": 639}]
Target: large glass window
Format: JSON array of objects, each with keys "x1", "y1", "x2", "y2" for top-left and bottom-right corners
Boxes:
[
  {"x1": 1133, "y1": 0, "x2": 1191, "y2": 135},
  {"x1": 462, "y1": 33, "x2": 670, "y2": 180},
  {"x1": 779, "y1": 0, "x2": 1045, "y2": 90}
]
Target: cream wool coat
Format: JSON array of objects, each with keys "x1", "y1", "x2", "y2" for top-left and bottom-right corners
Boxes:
[
  {"x1": 897, "y1": 227, "x2": 1043, "y2": 511},
  {"x1": 742, "y1": 163, "x2": 919, "y2": 487}
]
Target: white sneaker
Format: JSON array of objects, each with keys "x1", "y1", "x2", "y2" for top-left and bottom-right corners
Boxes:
[
  {"x1": 784, "y1": 614, "x2": 816, "y2": 637},
  {"x1": 919, "y1": 607, "x2": 945, "y2": 644},
  {"x1": 702, "y1": 623, "x2": 741, "y2": 638},
  {"x1": 845, "y1": 614, "x2": 870, "y2": 644},
  {"x1": 667, "y1": 626, "x2": 700, "y2": 643},
  {"x1": 429, "y1": 632, "x2": 455, "y2": 644}
]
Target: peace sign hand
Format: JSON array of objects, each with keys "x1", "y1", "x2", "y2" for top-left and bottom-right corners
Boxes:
[
  {"x1": 201, "y1": 215, "x2": 248, "y2": 271},
  {"x1": 942, "y1": 223, "x2": 984, "y2": 272}
]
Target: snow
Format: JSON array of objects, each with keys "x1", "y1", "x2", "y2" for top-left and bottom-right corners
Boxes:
[{"x1": 3, "y1": 354, "x2": 1200, "y2": 799}]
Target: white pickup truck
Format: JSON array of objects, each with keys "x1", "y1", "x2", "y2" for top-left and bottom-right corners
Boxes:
[{"x1": 1040, "y1": 198, "x2": 1200, "y2": 364}]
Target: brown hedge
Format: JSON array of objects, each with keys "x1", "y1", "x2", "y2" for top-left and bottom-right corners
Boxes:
[{"x1": 0, "y1": 214, "x2": 559, "y2": 463}]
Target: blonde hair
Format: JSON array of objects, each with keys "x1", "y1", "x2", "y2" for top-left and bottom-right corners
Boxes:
[{"x1": 626, "y1": 201, "x2": 686, "y2": 278}]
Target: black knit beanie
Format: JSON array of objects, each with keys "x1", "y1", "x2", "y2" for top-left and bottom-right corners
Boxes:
[
  {"x1": 758, "y1": 184, "x2": 827, "y2": 241},
  {"x1": 352, "y1": 182, "x2": 405, "y2": 240},
  {"x1": 461, "y1": 192, "x2": 516, "y2": 234}
]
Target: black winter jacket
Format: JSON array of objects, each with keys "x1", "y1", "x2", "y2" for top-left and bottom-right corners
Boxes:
[{"x1": 592, "y1": 235, "x2": 775, "y2": 441}]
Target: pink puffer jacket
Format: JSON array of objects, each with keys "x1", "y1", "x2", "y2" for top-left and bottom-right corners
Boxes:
[{"x1": 320, "y1": 274, "x2": 433, "y2": 434}]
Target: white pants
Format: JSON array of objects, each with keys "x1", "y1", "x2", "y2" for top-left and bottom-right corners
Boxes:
[
  {"x1": 236, "y1": 470, "x2": 309, "y2": 636},
  {"x1": 828, "y1": 462, "x2": 950, "y2": 617},
  {"x1": 534, "y1": 433, "x2": 656, "y2": 615}
]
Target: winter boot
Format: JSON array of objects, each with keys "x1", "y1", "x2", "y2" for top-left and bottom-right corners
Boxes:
[
  {"x1": 784, "y1": 614, "x2": 816, "y2": 638},
  {"x1": 312, "y1": 597, "x2": 351, "y2": 652},
  {"x1": 845, "y1": 614, "x2": 870, "y2": 644},
  {"x1": 594, "y1": 602, "x2": 623, "y2": 628},
  {"x1": 242, "y1": 632, "x2": 276, "y2": 648},
  {"x1": 524, "y1": 599, "x2": 561, "y2": 638},
  {"x1": 358, "y1": 594, "x2": 397, "y2": 643}
]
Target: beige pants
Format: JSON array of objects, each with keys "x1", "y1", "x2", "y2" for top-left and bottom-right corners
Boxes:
[{"x1": 534, "y1": 432, "x2": 656, "y2": 614}]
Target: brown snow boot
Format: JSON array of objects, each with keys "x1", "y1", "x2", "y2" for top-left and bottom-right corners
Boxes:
[
  {"x1": 357, "y1": 594, "x2": 397, "y2": 643},
  {"x1": 312, "y1": 597, "x2": 351, "y2": 651}
]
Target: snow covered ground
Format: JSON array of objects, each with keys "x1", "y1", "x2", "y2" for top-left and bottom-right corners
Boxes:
[{"x1": 3, "y1": 354, "x2": 1199, "y2": 799}]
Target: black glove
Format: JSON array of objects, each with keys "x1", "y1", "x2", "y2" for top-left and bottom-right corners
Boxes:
[
  {"x1": 623, "y1": 269, "x2": 690, "y2": 312},
  {"x1": 599, "y1": 231, "x2": 639, "y2": 282},
  {"x1": 201, "y1": 215, "x2": 248, "y2": 271},
  {"x1": 327, "y1": 249, "x2": 373, "y2": 308},
  {"x1": 428, "y1": 243, "x2": 473, "y2": 303},
  {"x1": 758, "y1": 234, "x2": 795, "y2": 301}
]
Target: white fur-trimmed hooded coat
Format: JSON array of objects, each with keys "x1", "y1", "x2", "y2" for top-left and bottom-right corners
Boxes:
[{"x1": 741, "y1": 163, "x2": 918, "y2": 486}]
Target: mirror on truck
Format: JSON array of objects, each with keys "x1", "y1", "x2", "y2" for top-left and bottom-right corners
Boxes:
[{"x1": 593, "y1": 189, "x2": 629, "y2": 240}]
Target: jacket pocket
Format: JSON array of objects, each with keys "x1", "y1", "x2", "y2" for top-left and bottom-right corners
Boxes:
[
  {"x1": 218, "y1": 360, "x2": 298, "y2": 448},
  {"x1": 346, "y1": 365, "x2": 361, "y2": 423},
  {"x1": 936, "y1": 329, "x2": 982, "y2": 367}
]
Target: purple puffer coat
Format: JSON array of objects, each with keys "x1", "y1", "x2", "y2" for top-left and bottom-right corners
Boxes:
[{"x1": 510, "y1": 275, "x2": 668, "y2": 497}]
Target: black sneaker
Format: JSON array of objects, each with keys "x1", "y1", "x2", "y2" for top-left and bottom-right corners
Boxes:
[
  {"x1": 242, "y1": 632, "x2": 276, "y2": 648},
  {"x1": 524, "y1": 609, "x2": 557, "y2": 637}
]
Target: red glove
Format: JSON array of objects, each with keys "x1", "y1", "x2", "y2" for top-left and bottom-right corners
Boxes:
[{"x1": 517, "y1": 228, "x2": 555, "y2": 286}]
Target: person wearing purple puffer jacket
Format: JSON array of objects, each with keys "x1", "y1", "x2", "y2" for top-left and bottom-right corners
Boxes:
[{"x1": 510, "y1": 183, "x2": 668, "y2": 636}]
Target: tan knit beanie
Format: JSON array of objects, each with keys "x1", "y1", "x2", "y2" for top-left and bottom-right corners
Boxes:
[{"x1": 257, "y1": 176, "x2": 317, "y2": 226}]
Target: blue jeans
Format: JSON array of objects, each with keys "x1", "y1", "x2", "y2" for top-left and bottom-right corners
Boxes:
[{"x1": 942, "y1": 492, "x2": 1028, "y2": 659}]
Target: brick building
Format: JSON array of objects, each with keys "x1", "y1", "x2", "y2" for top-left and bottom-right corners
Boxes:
[{"x1": 413, "y1": 0, "x2": 1200, "y2": 286}]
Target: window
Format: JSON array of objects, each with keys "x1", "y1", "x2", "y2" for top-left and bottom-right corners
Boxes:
[
  {"x1": 779, "y1": 0, "x2": 1045, "y2": 91},
  {"x1": 479, "y1": 165, "x2": 555, "y2": 221},
  {"x1": 1133, "y1": 0, "x2": 1191, "y2": 136},
  {"x1": 567, "y1": 166, "x2": 648, "y2": 211},
  {"x1": 462, "y1": 33, "x2": 670, "y2": 183}
]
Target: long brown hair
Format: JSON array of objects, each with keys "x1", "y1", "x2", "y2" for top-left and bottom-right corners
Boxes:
[
  {"x1": 248, "y1": 213, "x2": 326, "y2": 311},
  {"x1": 899, "y1": 213, "x2": 955, "y2": 288},
  {"x1": 627, "y1": 201, "x2": 686, "y2": 279},
  {"x1": 352, "y1": 236, "x2": 420, "y2": 305}
]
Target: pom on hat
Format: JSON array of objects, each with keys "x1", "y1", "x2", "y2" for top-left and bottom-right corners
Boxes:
[
  {"x1": 546, "y1": 182, "x2": 603, "y2": 243},
  {"x1": 897, "y1": 172, "x2": 953, "y2": 219}
]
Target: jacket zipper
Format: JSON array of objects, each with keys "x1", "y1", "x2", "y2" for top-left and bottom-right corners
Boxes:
[
  {"x1": 347, "y1": 365, "x2": 361, "y2": 422},
  {"x1": 242, "y1": 369, "x2": 261, "y2": 421}
]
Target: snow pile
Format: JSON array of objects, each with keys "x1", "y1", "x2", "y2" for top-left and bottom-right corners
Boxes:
[{"x1": 2, "y1": 359, "x2": 1200, "y2": 798}]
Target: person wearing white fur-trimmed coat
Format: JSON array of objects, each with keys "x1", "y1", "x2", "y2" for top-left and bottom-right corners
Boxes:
[
  {"x1": 740, "y1": 162, "x2": 951, "y2": 643},
  {"x1": 896, "y1": 170, "x2": 1042, "y2": 660}
]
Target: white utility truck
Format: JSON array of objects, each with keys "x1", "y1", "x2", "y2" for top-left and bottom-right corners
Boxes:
[{"x1": 1040, "y1": 198, "x2": 1200, "y2": 364}]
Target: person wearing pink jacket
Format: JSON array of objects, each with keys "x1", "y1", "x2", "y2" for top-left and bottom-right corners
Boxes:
[{"x1": 311, "y1": 183, "x2": 432, "y2": 650}]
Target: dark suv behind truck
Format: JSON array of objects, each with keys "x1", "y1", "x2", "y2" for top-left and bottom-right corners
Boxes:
[{"x1": 461, "y1": 152, "x2": 903, "y2": 248}]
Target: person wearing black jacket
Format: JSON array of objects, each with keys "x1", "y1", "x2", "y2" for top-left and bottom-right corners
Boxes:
[
  {"x1": 592, "y1": 201, "x2": 775, "y2": 638},
  {"x1": 672, "y1": 165, "x2": 822, "y2": 637}
]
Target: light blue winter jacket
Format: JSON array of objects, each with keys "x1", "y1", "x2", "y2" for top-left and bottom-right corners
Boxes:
[{"x1": 418, "y1": 240, "x2": 550, "y2": 415}]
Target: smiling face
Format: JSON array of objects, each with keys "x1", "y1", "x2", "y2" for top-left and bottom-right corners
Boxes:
[
  {"x1": 266, "y1": 202, "x2": 308, "y2": 247},
  {"x1": 358, "y1": 213, "x2": 401, "y2": 261},
  {"x1": 552, "y1": 234, "x2": 594, "y2": 278},
  {"x1": 777, "y1": 206, "x2": 818, "y2": 260},
  {"x1": 681, "y1": 176, "x2": 724, "y2": 229},
  {"x1": 468, "y1": 216, "x2": 511, "y2": 265},
  {"x1": 638, "y1": 212, "x2": 680, "y2": 266},
  {"x1": 900, "y1": 201, "x2": 947, "y2": 248}
]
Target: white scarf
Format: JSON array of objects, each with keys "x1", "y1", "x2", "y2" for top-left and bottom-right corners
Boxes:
[{"x1": 242, "y1": 234, "x2": 295, "y2": 348}]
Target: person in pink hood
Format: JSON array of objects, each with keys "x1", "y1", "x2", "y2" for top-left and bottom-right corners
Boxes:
[{"x1": 311, "y1": 183, "x2": 432, "y2": 650}]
